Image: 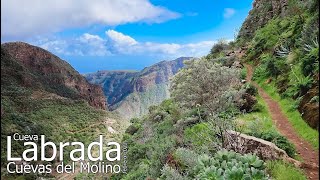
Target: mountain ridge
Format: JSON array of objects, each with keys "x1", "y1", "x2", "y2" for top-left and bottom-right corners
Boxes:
[
  {"x1": 1, "y1": 42, "x2": 107, "y2": 110},
  {"x1": 85, "y1": 57, "x2": 193, "y2": 119}
]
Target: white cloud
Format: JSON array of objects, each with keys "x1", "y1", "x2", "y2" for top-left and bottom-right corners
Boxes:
[
  {"x1": 77, "y1": 33, "x2": 110, "y2": 56},
  {"x1": 79, "y1": 33, "x2": 104, "y2": 43},
  {"x1": 106, "y1": 30, "x2": 138, "y2": 46},
  {"x1": 223, "y1": 8, "x2": 235, "y2": 19},
  {"x1": 1, "y1": 0, "x2": 180, "y2": 39},
  {"x1": 39, "y1": 40, "x2": 68, "y2": 55},
  {"x1": 34, "y1": 30, "x2": 216, "y2": 58},
  {"x1": 37, "y1": 33, "x2": 111, "y2": 56}
]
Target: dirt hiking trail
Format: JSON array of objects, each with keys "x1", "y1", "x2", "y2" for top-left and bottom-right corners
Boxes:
[{"x1": 245, "y1": 64, "x2": 319, "y2": 180}]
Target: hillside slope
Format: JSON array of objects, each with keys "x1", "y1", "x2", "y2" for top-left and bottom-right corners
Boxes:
[
  {"x1": 238, "y1": 0, "x2": 289, "y2": 40},
  {"x1": 1, "y1": 43, "x2": 125, "y2": 179},
  {"x1": 115, "y1": 0, "x2": 318, "y2": 179},
  {"x1": 237, "y1": 0, "x2": 319, "y2": 129},
  {"x1": 1, "y1": 42, "x2": 107, "y2": 110}
]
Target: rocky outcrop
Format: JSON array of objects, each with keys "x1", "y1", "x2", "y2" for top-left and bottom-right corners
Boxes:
[
  {"x1": 224, "y1": 130, "x2": 320, "y2": 169},
  {"x1": 298, "y1": 86, "x2": 319, "y2": 129},
  {"x1": 86, "y1": 57, "x2": 191, "y2": 119},
  {"x1": 224, "y1": 130, "x2": 288, "y2": 160},
  {"x1": 1, "y1": 42, "x2": 106, "y2": 110},
  {"x1": 238, "y1": 0, "x2": 288, "y2": 40},
  {"x1": 112, "y1": 83, "x2": 170, "y2": 119},
  {"x1": 134, "y1": 57, "x2": 186, "y2": 92},
  {"x1": 85, "y1": 71, "x2": 138, "y2": 106}
]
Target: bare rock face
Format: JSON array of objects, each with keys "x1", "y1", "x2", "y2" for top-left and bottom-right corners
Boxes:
[
  {"x1": 298, "y1": 86, "x2": 319, "y2": 130},
  {"x1": 238, "y1": 0, "x2": 288, "y2": 40},
  {"x1": 86, "y1": 57, "x2": 191, "y2": 119},
  {"x1": 133, "y1": 58, "x2": 186, "y2": 92},
  {"x1": 85, "y1": 71, "x2": 138, "y2": 107},
  {"x1": 224, "y1": 130, "x2": 288, "y2": 161},
  {"x1": 1, "y1": 42, "x2": 107, "y2": 110}
]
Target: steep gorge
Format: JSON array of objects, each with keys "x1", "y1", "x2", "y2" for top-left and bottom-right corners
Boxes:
[{"x1": 86, "y1": 57, "x2": 192, "y2": 119}]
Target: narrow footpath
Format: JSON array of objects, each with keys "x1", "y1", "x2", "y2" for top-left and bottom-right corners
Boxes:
[{"x1": 245, "y1": 64, "x2": 319, "y2": 180}]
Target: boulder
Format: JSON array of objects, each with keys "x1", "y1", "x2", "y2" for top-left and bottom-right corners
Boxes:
[
  {"x1": 224, "y1": 130, "x2": 288, "y2": 161},
  {"x1": 125, "y1": 124, "x2": 139, "y2": 135},
  {"x1": 223, "y1": 130, "x2": 320, "y2": 169},
  {"x1": 174, "y1": 116, "x2": 199, "y2": 129},
  {"x1": 225, "y1": 131, "x2": 320, "y2": 170}
]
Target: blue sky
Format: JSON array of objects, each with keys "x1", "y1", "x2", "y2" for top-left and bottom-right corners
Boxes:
[{"x1": 1, "y1": 0, "x2": 253, "y2": 73}]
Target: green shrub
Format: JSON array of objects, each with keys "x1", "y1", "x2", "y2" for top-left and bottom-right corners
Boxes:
[
  {"x1": 285, "y1": 63, "x2": 313, "y2": 97},
  {"x1": 156, "y1": 119, "x2": 175, "y2": 135},
  {"x1": 147, "y1": 136, "x2": 178, "y2": 178},
  {"x1": 251, "y1": 131, "x2": 296, "y2": 158},
  {"x1": 262, "y1": 54, "x2": 288, "y2": 78},
  {"x1": 243, "y1": 83, "x2": 258, "y2": 96},
  {"x1": 301, "y1": 45, "x2": 319, "y2": 77},
  {"x1": 240, "y1": 68, "x2": 247, "y2": 80},
  {"x1": 208, "y1": 40, "x2": 229, "y2": 58},
  {"x1": 120, "y1": 162, "x2": 149, "y2": 180},
  {"x1": 125, "y1": 124, "x2": 140, "y2": 135},
  {"x1": 252, "y1": 65, "x2": 268, "y2": 81},
  {"x1": 126, "y1": 143, "x2": 148, "y2": 168},
  {"x1": 250, "y1": 103, "x2": 264, "y2": 112},
  {"x1": 130, "y1": 117, "x2": 140, "y2": 124},
  {"x1": 173, "y1": 148, "x2": 198, "y2": 170},
  {"x1": 184, "y1": 123, "x2": 215, "y2": 152},
  {"x1": 266, "y1": 160, "x2": 306, "y2": 180},
  {"x1": 250, "y1": 19, "x2": 282, "y2": 55},
  {"x1": 160, "y1": 164, "x2": 187, "y2": 180},
  {"x1": 185, "y1": 107, "x2": 208, "y2": 120},
  {"x1": 149, "y1": 99, "x2": 181, "y2": 123},
  {"x1": 170, "y1": 58, "x2": 241, "y2": 114}
]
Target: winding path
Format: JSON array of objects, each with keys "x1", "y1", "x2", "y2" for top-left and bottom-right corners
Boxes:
[{"x1": 245, "y1": 64, "x2": 319, "y2": 180}]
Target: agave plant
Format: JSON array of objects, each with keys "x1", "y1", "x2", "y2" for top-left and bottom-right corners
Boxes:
[
  {"x1": 190, "y1": 150, "x2": 268, "y2": 180},
  {"x1": 275, "y1": 43, "x2": 291, "y2": 58},
  {"x1": 303, "y1": 37, "x2": 318, "y2": 52}
]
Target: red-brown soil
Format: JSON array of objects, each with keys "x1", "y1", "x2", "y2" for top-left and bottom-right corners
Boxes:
[{"x1": 245, "y1": 64, "x2": 319, "y2": 180}]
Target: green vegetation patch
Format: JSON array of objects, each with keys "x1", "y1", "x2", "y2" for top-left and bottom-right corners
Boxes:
[{"x1": 266, "y1": 160, "x2": 307, "y2": 180}]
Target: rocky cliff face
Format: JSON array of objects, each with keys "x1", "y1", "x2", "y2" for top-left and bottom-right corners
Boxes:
[
  {"x1": 86, "y1": 57, "x2": 191, "y2": 119},
  {"x1": 86, "y1": 71, "x2": 138, "y2": 107},
  {"x1": 298, "y1": 86, "x2": 319, "y2": 129},
  {"x1": 1, "y1": 42, "x2": 107, "y2": 110},
  {"x1": 238, "y1": 0, "x2": 288, "y2": 40}
]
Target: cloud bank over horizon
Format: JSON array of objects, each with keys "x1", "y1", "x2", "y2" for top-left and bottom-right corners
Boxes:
[
  {"x1": 1, "y1": 0, "x2": 251, "y2": 72},
  {"x1": 35, "y1": 30, "x2": 217, "y2": 59}
]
